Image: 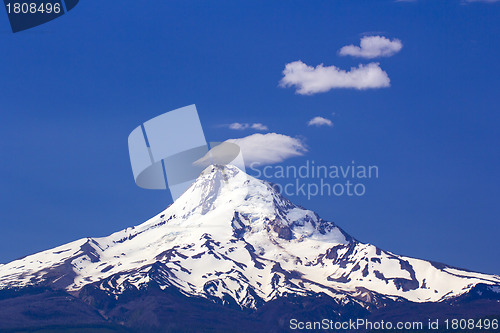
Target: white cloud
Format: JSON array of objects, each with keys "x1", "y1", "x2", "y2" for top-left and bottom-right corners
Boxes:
[
  {"x1": 339, "y1": 36, "x2": 403, "y2": 59},
  {"x1": 227, "y1": 133, "x2": 307, "y2": 166},
  {"x1": 308, "y1": 116, "x2": 333, "y2": 127},
  {"x1": 228, "y1": 123, "x2": 248, "y2": 130},
  {"x1": 280, "y1": 60, "x2": 390, "y2": 95},
  {"x1": 464, "y1": 0, "x2": 500, "y2": 2},
  {"x1": 227, "y1": 122, "x2": 269, "y2": 131},
  {"x1": 250, "y1": 123, "x2": 269, "y2": 131}
]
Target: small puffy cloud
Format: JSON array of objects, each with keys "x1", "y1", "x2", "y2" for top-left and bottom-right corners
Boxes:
[
  {"x1": 308, "y1": 116, "x2": 333, "y2": 127},
  {"x1": 227, "y1": 133, "x2": 307, "y2": 166},
  {"x1": 339, "y1": 36, "x2": 403, "y2": 59},
  {"x1": 227, "y1": 122, "x2": 269, "y2": 131},
  {"x1": 280, "y1": 60, "x2": 390, "y2": 95},
  {"x1": 228, "y1": 123, "x2": 248, "y2": 130},
  {"x1": 250, "y1": 123, "x2": 269, "y2": 131}
]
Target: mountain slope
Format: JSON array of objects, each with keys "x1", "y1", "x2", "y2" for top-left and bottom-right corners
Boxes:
[{"x1": 1, "y1": 164, "x2": 499, "y2": 315}]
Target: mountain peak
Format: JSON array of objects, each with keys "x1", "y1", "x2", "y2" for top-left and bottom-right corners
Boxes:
[
  {"x1": 166, "y1": 163, "x2": 343, "y2": 243},
  {"x1": 203, "y1": 163, "x2": 242, "y2": 174},
  {"x1": 0, "y1": 164, "x2": 499, "y2": 311}
]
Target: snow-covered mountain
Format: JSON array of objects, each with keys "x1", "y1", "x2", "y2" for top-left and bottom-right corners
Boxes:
[{"x1": 1, "y1": 164, "x2": 499, "y2": 314}]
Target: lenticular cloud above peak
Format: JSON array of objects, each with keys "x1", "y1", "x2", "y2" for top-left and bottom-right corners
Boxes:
[{"x1": 227, "y1": 132, "x2": 307, "y2": 166}]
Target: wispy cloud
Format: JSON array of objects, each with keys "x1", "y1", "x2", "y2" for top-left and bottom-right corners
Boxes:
[
  {"x1": 308, "y1": 116, "x2": 333, "y2": 127},
  {"x1": 280, "y1": 60, "x2": 390, "y2": 95},
  {"x1": 226, "y1": 133, "x2": 307, "y2": 166},
  {"x1": 249, "y1": 123, "x2": 268, "y2": 131},
  {"x1": 228, "y1": 123, "x2": 248, "y2": 130},
  {"x1": 227, "y1": 123, "x2": 269, "y2": 131},
  {"x1": 339, "y1": 36, "x2": 403, "y2": 59}
]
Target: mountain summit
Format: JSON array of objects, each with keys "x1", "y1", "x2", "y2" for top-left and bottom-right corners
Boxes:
[{"x1": 0, "y1": 165, "x2": 499, "y2": 331}]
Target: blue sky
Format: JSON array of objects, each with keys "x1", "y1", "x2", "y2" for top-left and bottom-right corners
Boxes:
[{"x1": 0, "y1": 0, "x2": 499, "y2": 275}]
